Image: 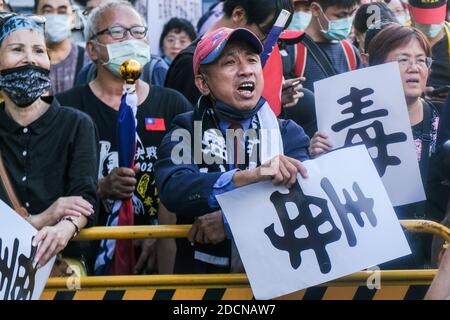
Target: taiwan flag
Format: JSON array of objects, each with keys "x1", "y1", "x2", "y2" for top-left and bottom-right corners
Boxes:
[
  {"x1": 145, "y1": 118, "x2": 166, "y2": 131},
  {"x1": 260, "y1": 10, "x2": 290, "y2": 117},
  {"x1": 114, "y1": 93, "x2": 137, "y2": 275}
]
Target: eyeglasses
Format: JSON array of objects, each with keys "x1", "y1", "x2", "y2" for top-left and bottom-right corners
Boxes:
[
  {"x1": 0, "y1": 11, "x2": 14, "y2": 21},
  {"x1": 395, "y1": 56, "x2": 433, "y2": 70},
  {"x1": 92, "y1": 25, "x2": 148, "y2": 40}
]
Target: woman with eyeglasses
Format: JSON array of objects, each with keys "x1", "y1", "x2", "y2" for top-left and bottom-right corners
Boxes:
[
  {"x1": 309, "y1": 24, "x2": 449, "y2": 268},
  {"x1": 367, "y1": 25, "x2": 439, "y2": 167},
  {"x1": 56, "y1": 1, "x2": 193, "y2": 276},
  {"x1": 0, "y1": 14, "x2": 98, "y2": 271}
]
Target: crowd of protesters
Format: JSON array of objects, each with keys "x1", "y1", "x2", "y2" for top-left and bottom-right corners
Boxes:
[{"x1": 0, "y1": 0, "x2": 449, "y2": 297}]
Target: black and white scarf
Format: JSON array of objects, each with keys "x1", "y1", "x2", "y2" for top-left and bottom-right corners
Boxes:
[
  {"x1": 194, "y1": 96, "x2": 284, "y2": 174},
  {"x1": 191, "y1": 96, "x2": 284, "y2": 268}
]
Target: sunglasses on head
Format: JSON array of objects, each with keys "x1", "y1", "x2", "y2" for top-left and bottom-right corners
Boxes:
[{"x1": 0, "y1": 11, "x2": 46, "y2": 29}]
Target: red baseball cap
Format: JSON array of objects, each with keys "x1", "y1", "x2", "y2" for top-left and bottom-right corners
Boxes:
[
  {"x1": 409, "y1": 0, "x2": 447, "y2": 24},
  {"x1": 193, "y1": 27, "x2": 263, "y2": 75}
]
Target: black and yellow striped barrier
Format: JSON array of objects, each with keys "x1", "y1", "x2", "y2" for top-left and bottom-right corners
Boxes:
[
  {"x1": 42, "y1": 270, "x2": 436, "y2": 300},
  {"x1": 42, "y1": 220, "x2": 449, "y2": 300}
]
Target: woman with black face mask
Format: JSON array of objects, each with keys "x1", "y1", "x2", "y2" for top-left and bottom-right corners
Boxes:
[{"x1": 0, "y1": 13, "x2": 98, "y2": 273}]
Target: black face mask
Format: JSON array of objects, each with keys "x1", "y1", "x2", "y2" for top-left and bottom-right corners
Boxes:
[{"x1": 0, "y1": 64, "x2": 51, "y2": 108}]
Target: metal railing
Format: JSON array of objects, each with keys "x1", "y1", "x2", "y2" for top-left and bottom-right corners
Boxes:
[
  {"x1": 42, "y1": 220, "x2": 449, "y2": 299},
  {"x1": 72, "y1": 220, "x2": 450, "y2": 242}
]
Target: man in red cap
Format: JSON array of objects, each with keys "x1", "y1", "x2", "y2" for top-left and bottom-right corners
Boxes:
[
  {"x1": 409, "y1": 0, "x2": 450, "y2": 99},
  {"x1": 164, "y1": 0, "x2": 302, "y2": 116},
  {"x1": 155, "y1": 27, "x2": 310, "y2": 274}
]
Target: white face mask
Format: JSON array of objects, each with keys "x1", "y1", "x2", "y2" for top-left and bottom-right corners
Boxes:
[
  {"x1": 396, "y1": 15, "x2": 409, "y2": 26},
  {"x1": 415, "y1": 23, "x2": 444, "y2": 38},
  {"x1": 44, "y1": 14, "x2": 71, "y2": 43},
  {"x1": 97, "y1": 39, "x2": 150, "y2": 77}
]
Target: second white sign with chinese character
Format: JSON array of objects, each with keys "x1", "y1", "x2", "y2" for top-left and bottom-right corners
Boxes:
[
  {"x1": 314, "y1": 62, "x2": 425, "y2": 206},
  {"x1": 0, "y1": 199, "x2": 55, "y2": 300}
]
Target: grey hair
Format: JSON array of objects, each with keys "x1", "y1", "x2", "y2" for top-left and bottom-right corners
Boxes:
[{"x1": 85, "y1": 0, "x2": 147, "y2": 41}]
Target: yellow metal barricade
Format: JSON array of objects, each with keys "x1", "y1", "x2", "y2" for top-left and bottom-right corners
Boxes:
[{"x1": 42, "y1": 220, "x2": 450, "y2": 300}]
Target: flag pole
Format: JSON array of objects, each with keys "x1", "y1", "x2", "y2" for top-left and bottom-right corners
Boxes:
[
  {"x1": 94, "y1": 59, "x2": 143, "y2": 275},
  {"x1": 260, "y1": 9, "x2": 291, "y2": 68}
]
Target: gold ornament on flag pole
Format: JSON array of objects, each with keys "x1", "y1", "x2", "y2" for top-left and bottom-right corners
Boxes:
[{"x1": 120, "y1": 59, "x2": 142, "y2": 85}]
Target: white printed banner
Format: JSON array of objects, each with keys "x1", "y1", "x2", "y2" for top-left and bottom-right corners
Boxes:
[
  {"x1": 135, "y1": 0, "x2": 202, "y2": 55},
  {"x1": 0, "y1": 199, "x2": 55, "y2": 300},
  {"x1": 314, "y1": 62, "x2": 425, "y2": 206},
  {"x1": 217, "y1": 146, "x2": 411, "y2": 300}
]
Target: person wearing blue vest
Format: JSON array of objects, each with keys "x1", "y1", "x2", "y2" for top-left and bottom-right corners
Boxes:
[{"x1": 155, "y1": 27, "x2": 310, "y2": 274}]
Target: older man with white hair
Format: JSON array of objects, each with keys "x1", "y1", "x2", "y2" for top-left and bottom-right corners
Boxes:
[
  {"x1": 57, "y1": 0, "x2": 192, "y2": 275},
  {"x1": 75, "y1": 0, "x2": 169, "y2": 87}
]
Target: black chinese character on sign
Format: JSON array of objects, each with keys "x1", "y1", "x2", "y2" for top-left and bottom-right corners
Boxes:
[
  {"x1": 10, "y1": 241, "x2": 37, "y2": 300},
  {"x1": 332, "y1": 87, "x2": 388, "y2": 132},
  {"x1": 344, "y1": 120, "x2": 406, "y2": 176},
  {"x1": 265, "y1": 183, "x2": 342, "y2": 274},
  {"x1": 0, "y1": 238, "x2": 18, "y2": 299},
  {"x1": 0, "y1": 238, "x2": 37, "y2": 300},
  {"x1": 332, "y1": 87, "x2": 407, "y2": 176},
  {"x1": 321, "y1": 178, "x2": 377, "y2": 247}
]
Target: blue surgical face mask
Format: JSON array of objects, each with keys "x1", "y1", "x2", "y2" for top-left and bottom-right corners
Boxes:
[
  {"x1": 415, "y1": 23, "x2": 444, "y2": 39},
  {"x1": 317, "y1": 7, "x2": 353, "y2": 41},
  {"x1": 44, "y1": 14, "x2": 71, "y2": 43},
  {"x1": 288, "y1": 11, "x2": 312, "y2": 31}
]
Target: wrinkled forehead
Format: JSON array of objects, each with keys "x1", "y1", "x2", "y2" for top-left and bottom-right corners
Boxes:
[
  {"x1": 97, "y1": 6, "x2": 144, "y2": 30},
  {"x1": 1, "y1": 28, "x2": 46, "y2": 48},
  {"x1": 218, "y1": 40, "x2": 260, "y2": 59},
  {"x1": 201, "y1": 40, "x2": 260, "y2": 76}
]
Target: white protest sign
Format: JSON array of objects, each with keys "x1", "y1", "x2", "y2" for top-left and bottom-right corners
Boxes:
[
  {"x1": 0, "y1": 199, "x2": 55, "y2": 300},
  {"x1": 136, "y1": 0, "x2": 202, "y2": 55},
  {"x1": 314, "y1": 62, "x2": 425, "y2": 207},
  {"x1": 217, "y1": 146, "x2": 411, "y2": 300}
]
